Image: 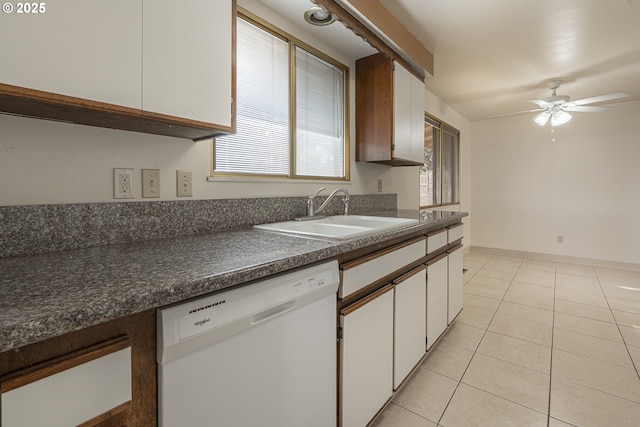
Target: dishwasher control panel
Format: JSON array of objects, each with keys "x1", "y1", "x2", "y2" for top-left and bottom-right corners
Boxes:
[
  {"x1": 157, "y1": 260, "x2": 339, "y2": 364},
  {"x1": 178, "y1": 266, "x2": 336, "y2": 340}
]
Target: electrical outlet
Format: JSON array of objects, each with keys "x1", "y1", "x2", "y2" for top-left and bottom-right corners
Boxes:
[
  {"x1": 177, "y1": 170, "x2": 193, "y2": 197},
  {"x1": 142, "y1": 169, "x2": 161, "y2": 198},
  {"x1": 378, "y1": 179, "x2": 383, "y2": 192},
  {"x1": 557, "y1": 235, "x2": 564, "y2": 244},
  {"x1": 113, "y1": 168, "x2": 134, "y2": 199}
]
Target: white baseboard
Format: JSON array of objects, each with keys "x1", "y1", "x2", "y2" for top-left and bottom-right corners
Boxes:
[{"x1": 469, "y1": 246, "x2": 640, "y2": 272}]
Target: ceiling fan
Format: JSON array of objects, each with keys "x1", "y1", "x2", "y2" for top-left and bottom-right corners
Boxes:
[{"x1": 492, "y1": 80, "x2": 629, "y2": 126}]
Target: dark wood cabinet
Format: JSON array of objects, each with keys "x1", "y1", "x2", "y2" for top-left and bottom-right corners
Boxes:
[{"x1": 356, "y1": 53, "x2": 425, "y2": 166}]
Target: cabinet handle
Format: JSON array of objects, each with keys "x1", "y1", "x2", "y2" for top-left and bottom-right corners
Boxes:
[
  {"x1": 426, "y1": 252, "x2": 448, "y2": 266},
  {"x1": 394, "y1": 265, "x2": 427, "y2": 285},
  {"x1": 341, "y1": 236, "x2": 426, "y2": 271},
  {"x1": 341, "y1": 284, "x2": 394, "y2": 316},
  {"x1": 1, "y1": 335, "x2": 130, "y2": 393}
]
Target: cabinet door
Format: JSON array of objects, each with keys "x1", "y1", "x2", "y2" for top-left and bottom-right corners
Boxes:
[
  {"x1": 410, "y1": 74, "x2": 426, "y2": 163},
  {"x1": 1, "y1": 337, "x2": 132, "y2": 427},
  {"x1": 143, "y1": 0, "x2": 234, "y2": 127},
  {"x1": 392, "y1": 61, "x2": 424, "y2": 164},
  {"x1": 394, "y1": 266, "x2": 427, "y2": 389},
  {"x1": 448, "y1": 246, "x2": 464, "y2": 324},
  {"x1": 0, "y1": 0, "x2": 142, "y2": 108},
  {"x1": 426, "y1": 254, "x2": 448, "y2": 350},
  {"x1": 392, "y1": 61, "x2": 412, "y2": 161},
  {"x1": 341, "y1": 286, "x2": 394, "y2": 427}
]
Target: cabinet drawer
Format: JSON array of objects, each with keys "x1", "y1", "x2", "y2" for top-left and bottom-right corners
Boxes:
[
  {"x1": 341, "y1": 239, "x2": 425, "y2": 298},
  {"x1": 426, "y1": 229, "x2": 448, "y2": 254},
  {"x1": 1, "y1": 337, "x2": 132, "y2": 427},
  {"x1": 447, "y1": 224, "x2": 464, "y2": 243}
]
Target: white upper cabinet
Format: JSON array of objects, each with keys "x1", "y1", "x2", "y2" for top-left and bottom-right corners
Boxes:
[
  {"x1": 393, "y1": 61, "x2": 425, "y2": 164},
  {"x1": 0, "y1": 0, "x2": 142, "y2": 108},
  {"x1": 0, "y1": 0, "x2": 235, "y2": 139},
  {"x1": 142, "y1": 0, "x2": 233, "y2": 127}
]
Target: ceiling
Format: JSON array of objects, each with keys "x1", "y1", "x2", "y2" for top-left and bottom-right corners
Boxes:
[{"x1": 257, "y1": 0, "x2": 640, "y2": 122}]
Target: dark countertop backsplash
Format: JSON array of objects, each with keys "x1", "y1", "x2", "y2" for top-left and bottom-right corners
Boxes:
[{"x1": 0, "y1": 194, "x2": 397, "y2": 258}]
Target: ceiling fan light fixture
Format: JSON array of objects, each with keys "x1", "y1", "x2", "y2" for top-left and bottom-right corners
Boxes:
[
  {"x1": 534, "y1": 111, "x2": 551, "y2": 126},
  {"x1": 304, "y1": 6, "x2": 336, "y2": 26},
  {"x1": 551, "y1": 110, "x2": 572, "y2": 126}
]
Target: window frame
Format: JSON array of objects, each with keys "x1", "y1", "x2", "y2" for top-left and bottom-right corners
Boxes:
[
  {"x1": 211, "y1": 8, "x2": 350, "y2": 181},
  {"x1": 420, "y1": 112, "x2": 460, "y2": 208}
]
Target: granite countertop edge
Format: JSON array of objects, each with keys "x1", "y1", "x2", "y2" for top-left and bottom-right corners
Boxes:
[{"x1": 0, "y1": 210, "x2": 467, "y2": 353}]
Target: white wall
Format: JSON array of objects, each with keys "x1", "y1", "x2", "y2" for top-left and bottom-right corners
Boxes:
[{"x1": 471, "y1": 100, "x2": 640, "y2": 265}]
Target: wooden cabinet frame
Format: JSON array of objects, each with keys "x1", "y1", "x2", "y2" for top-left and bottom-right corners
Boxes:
[{"x1": 0, "y1": 310, "x2": 156, "y2": 426}]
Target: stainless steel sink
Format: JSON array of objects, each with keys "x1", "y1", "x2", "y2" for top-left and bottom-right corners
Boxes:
[{"x1": 254, "y1": 215, "x2": 419, "y2": 239}]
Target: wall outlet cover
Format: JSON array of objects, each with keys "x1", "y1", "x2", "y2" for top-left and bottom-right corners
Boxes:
[{"x1": 113, "y1": 168, "x2": 135, "y2": 199}]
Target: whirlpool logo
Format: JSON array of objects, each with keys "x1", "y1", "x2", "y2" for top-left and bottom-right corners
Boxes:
[
  {"x1": 189, "y1": 299, "x2": 226, "y2": 328},
  {"x1": 194, "y1": 318, "x2": 210, "y2": 327}
]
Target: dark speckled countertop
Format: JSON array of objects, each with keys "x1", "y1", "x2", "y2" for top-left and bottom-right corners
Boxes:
[{"x1": 0, "y1": 209, "x2": 467, "y2": 353}]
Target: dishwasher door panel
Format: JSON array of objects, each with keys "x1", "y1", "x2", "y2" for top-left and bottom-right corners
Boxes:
[{"x1": 158, "y1": 292, "x2": 336, "y2": 427}]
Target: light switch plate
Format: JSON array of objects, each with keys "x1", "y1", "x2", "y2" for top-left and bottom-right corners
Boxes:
[
  {"x1": 142, "y1": 169, "x2": 161, "y2": 198},
  {"x1": 177, "y1": 170, "x2": 193, "y2": 197},
  {"x1": 113, "y1": 168, "x2": 135, "y2": 199}
]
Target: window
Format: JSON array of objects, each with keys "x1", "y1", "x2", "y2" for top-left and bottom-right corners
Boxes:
[
  {"x1": 420, "y1": 115, "x2": 460, "y2": 207},
  {"x1": 213, "y1": 11, "x2": 349, "y2": 180}
]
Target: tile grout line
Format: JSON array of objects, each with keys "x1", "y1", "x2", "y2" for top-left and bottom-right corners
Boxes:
[
  {"x1": 436, "y1": 253, "x2": 525, "y2": 426},
  {"x1": 593, "y1": 267, "x2": 640, "y2": 380},
  {"x1": 435, "y1": 254, "x2": 498, "y2": 426},
  {"x1": 546, "y1": 263, "x2": 558, "y2": 427}
]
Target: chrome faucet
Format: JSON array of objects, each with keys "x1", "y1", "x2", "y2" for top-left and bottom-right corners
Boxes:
[
  {"x1": 307, "y1": 187, "x2": 350, "y2": 217},
  {"x1": 306, "y1": 187, "x2": 326, "y2": 217}
]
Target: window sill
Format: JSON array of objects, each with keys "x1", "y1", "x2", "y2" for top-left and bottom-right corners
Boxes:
[{"x1": 207, "y1": 176, "x2": 351, "y2": 185}]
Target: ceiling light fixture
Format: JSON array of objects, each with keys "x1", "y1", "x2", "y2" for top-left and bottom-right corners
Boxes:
[
  {"x1": 534, "y1": 111, "x2": 551, "y2": 126},
  {"x1": 534, "y1": 109, "x2": 572, "y2": 127},
  {"x1": 304, "y1": 6, "x2": 336, "y2": 26},
  {"x1": 551, "y1": 110, "x2": 572, "y2": 126}
]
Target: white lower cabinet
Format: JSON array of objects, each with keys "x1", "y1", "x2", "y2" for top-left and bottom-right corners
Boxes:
[
  {"x1": 1, "y1": 338, "x2": 132, "y2": 427},
  {"x1": 341, "y1": 286, "x2": 394, "y2": 427},
  {"x1": 339, "y1": 228, "x2": 466, "y2": 425},
  {"x1": 448, "y1": 245, "x2": 464, "y2": 324},
  {"x1": 426, "y1": 254, "x2": 448, "y2": 350},
  {"x1": 394, "y1": 266, "x2": 427, "y2": 389}
]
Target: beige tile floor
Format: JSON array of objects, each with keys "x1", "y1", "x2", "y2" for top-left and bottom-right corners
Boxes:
[{"x1": 373, "y1": 251, "x2": 640, "y2": 427}]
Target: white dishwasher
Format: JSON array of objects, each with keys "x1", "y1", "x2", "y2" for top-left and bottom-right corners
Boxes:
[{"x1": 157, "y1": 260, "x2": 339, "y2": 427}]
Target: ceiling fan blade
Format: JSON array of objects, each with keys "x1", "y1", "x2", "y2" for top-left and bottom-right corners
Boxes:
[
  {"x1": 488, "y1": 108, "x2": 544, "y2": 118},
  {"x1": 572, "y1": 91, "x2": 629, "y2": 105},
  {"x1": 564, "y1": 105, "x2": 613, "y2": 113},
  {"x1": 527, "y1": 99, "x2": 552, "y2": 108}
]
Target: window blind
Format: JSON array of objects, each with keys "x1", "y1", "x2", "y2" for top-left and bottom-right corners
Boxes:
[
  {"x1": 215, "y1": 15, "x2": 347, "y2": 179},
  {"x1": 215, "y1": 18, "x2": 289, "y2": 175},
  {"x1": 295, "y1": 47, "x2": 345, "y2": 178}
]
